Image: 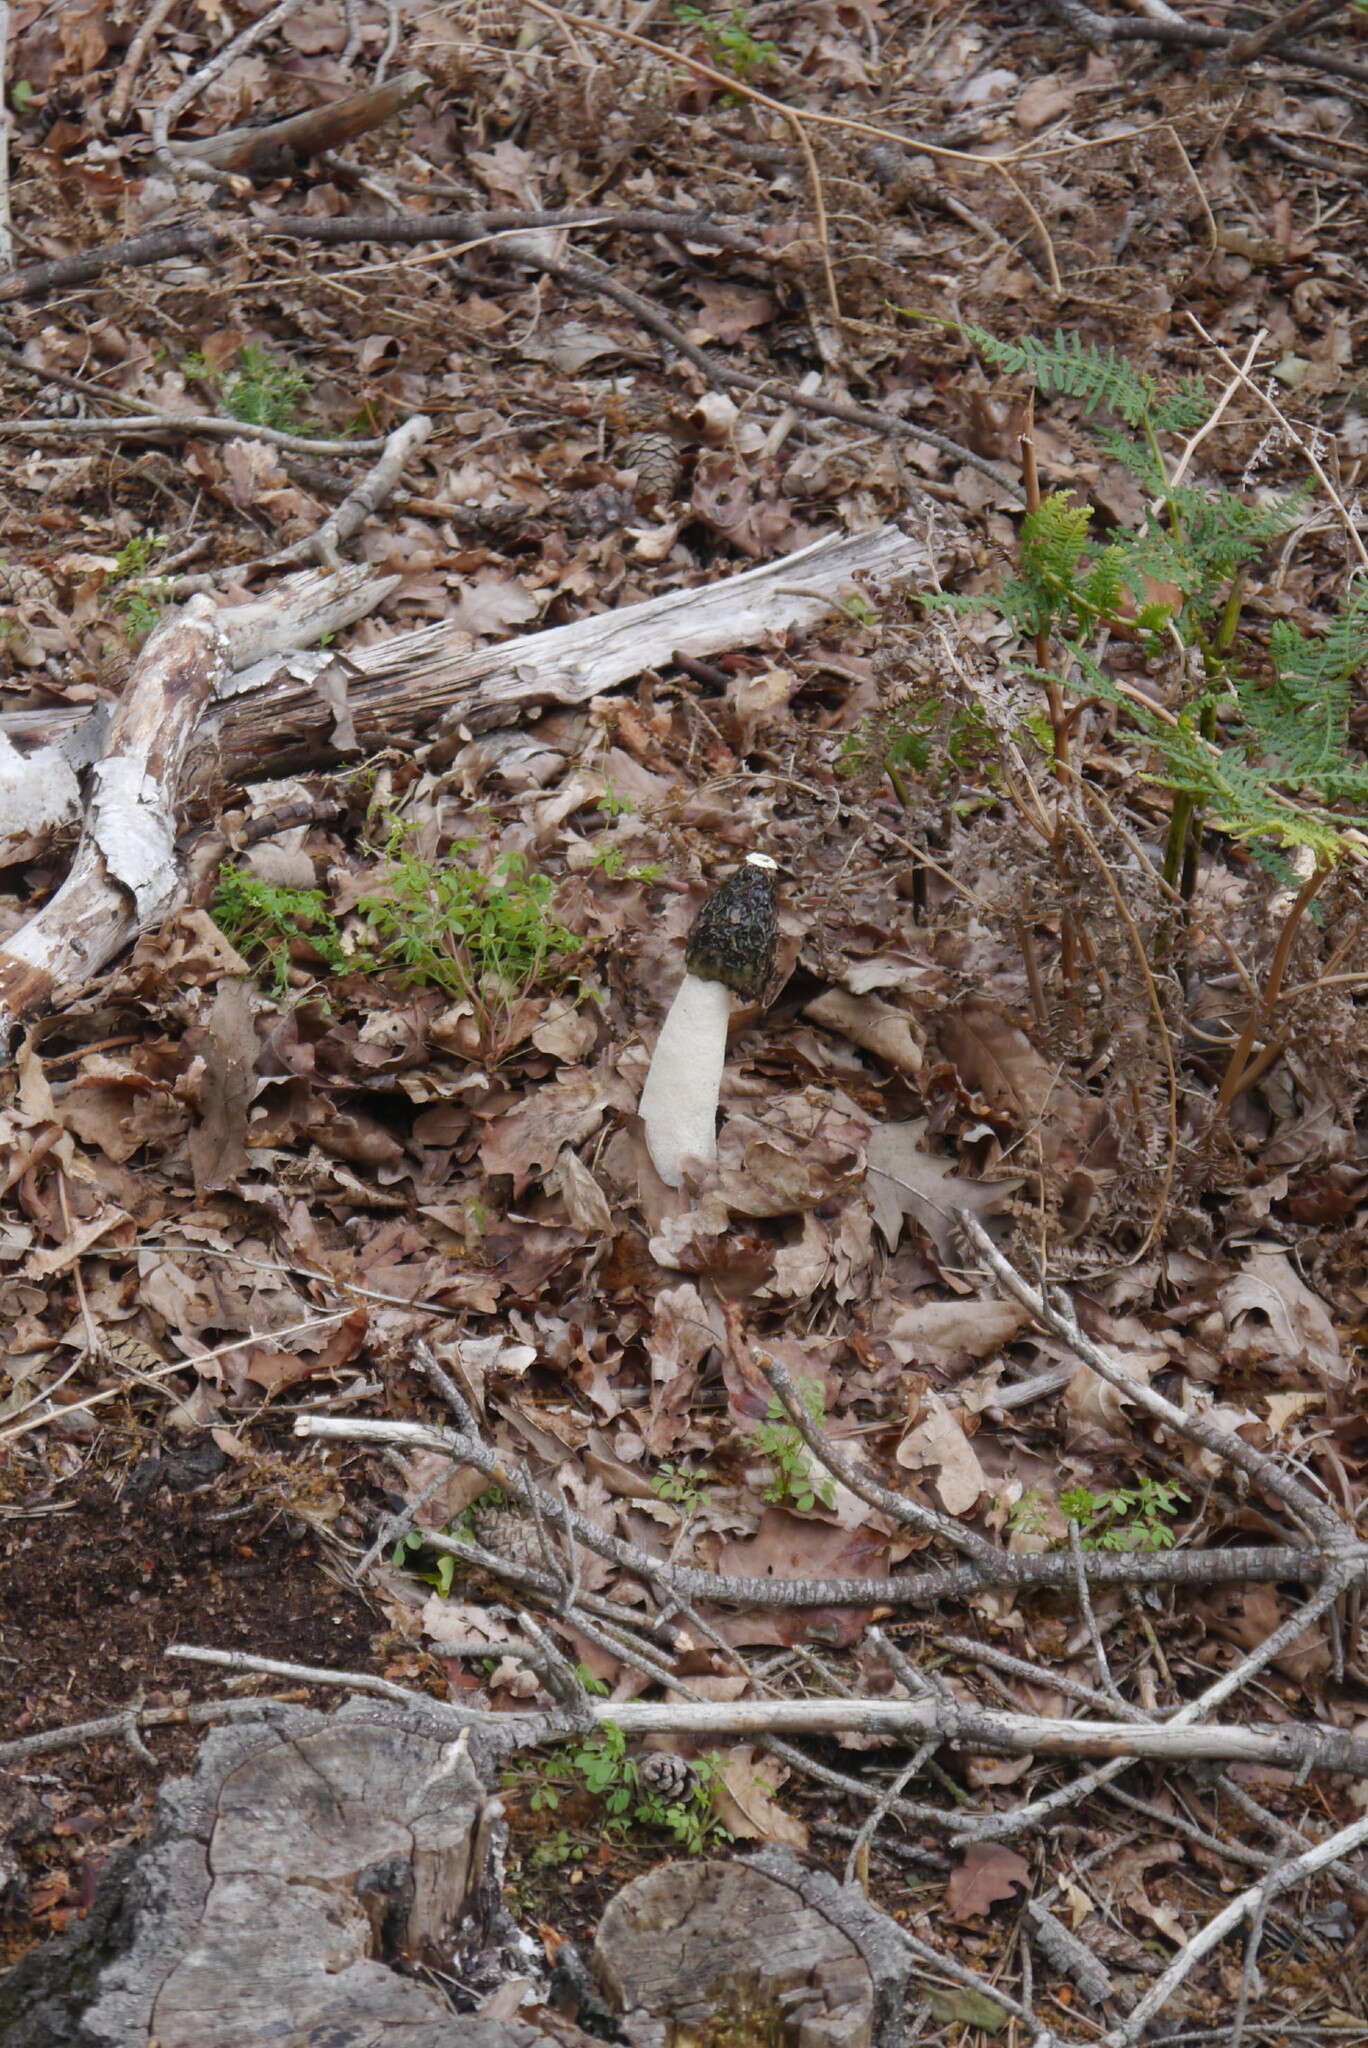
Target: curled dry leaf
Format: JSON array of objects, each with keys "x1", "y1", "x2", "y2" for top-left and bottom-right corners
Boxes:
[
  {"x1": 1221, "y1": 1248, "x2": 1347, "y2": 1386},
  {"x1": 711, "y1": 1746, "x2": 809, "y2": 1852},
  {"x1": 804, "y1": 988, "x2": 924, "y2": 1079},
  {"x1": 895, "y1": 1391, "x2": 987, "y2": 1515}
]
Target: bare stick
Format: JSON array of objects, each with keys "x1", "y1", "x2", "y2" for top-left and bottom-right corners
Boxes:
[
  {"x1": 106, "y1": 0, "x2": 180, "y2": 129},
  {"x1": 176, "y1": 414, "x2": 433, "y2": 587},
  {"x1": 0, "y1": 1694, "x2": 289, "y2": 1765},
  {"x1": 165, "y1": 70, "x2": 429, "y2": 175},
  {"x1": 0, "y1": 411, "x2": 389, "y2": 456},
  {"x1": 296, "y1": 1414, "x2": 1365, "y2": 1607}
]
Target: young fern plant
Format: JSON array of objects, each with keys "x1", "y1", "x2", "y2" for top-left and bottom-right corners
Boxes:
[{"x1": 880, "y1": 317, "x2": 1368, "y2": 1108}]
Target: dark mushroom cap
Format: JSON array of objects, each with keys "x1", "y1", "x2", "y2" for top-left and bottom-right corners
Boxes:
[{"x1": 684, "y1": 855, "x2": 779, "y2": 1002}]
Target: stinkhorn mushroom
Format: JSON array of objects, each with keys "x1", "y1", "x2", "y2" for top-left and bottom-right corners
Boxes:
[{"x1": 639, "y1": 853, "x2": 779, "y2": 1187}]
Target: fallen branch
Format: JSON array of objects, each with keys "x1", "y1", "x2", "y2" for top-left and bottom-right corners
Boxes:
[
  {"x1": 1042, "y1": 0, "x2": 1368, "y2": 87},
  {"x1": 0, "y1": 566, "x2": 395, "y2": 864},
  {"x1": 174, "y1": 413, "x2": 433, "y2": 586},
  {"x1": 1101, "y1": 1807, "x2": 1368, "y2": 2048},
  {"x1": 296, "y1": 1412, "x2": 1368, "y2": 1607},
  {"x1": 0, "y1": 1694, "x2": 289, "y2": 1766},
  {"x1": 166, "y1": 68, "x2": 430, "y2": 176},
  {"x1": 0, "y1": 527, "x2": 929, "y2": 1042},
  {"x1": 162, "y1": 1645, "x2": 1368, "y2": 1779},
  {"x1": 0, "y1": 205, "x2": 771, "y2": 305}
]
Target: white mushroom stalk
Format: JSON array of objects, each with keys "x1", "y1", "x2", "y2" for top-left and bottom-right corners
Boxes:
[{"x1": 639, "y1": 853, "x2": 779, "y2": 1188}]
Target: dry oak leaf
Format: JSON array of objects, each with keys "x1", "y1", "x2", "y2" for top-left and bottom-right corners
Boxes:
[
  {"x1": 1220, "y1": 1248, "x2": 1346, "y2": 1385},
  {"x1": 479, "y1": 1066, "x2": 615, "y2": 1192},
  {"x1": 936, "y1": 1001, "x2": 1098, "y2": 1163},
  {"x1": 714, "y1": 1097, "x2": 869, "y2": 1219},
  {"x1": 945, "y1": 1843, "x2": 1031, "y2": 1923},
  {"x1": 895, "y1": 1392, "x2": 987, "y2": 1516},
  {"x1": 866, "y1": 1117, "x2": 1020, "y2": 1262},
  {"x1": 711, "y1": 1746, "x2": 809, "y2": 1852}
]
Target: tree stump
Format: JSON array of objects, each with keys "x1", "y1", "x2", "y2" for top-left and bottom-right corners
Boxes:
[
  {"x1": 592, "y1": 1846, "x2": 911, "y2": 2048},
  {"x1": 0, "y1": 1698, "x2": 579, "y2": 2048}
]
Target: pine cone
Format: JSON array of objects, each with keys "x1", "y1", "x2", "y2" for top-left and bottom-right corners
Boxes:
[
  {"x1": 469, "y1": 1496, "x2": 544, "y2": 1573},
  {"x1": 636, "y1": 1751, "x2": 697, "y2": 1802},
  {"x1": 621, "y1": 430, "x2": 683, "y2": 505}
]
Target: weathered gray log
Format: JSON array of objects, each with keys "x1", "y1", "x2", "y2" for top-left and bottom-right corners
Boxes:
[
  {"x1": 0, "y1": 599, "x2": 229, "y2": 1053},
  {"x1": 593, "y1": 1846, "x2": 912, "y2": 2048},
  {"x1": 0, "y1": 1698, "x2": 581, "y2": 2048},
  {"x1": 0, "y1": 563, "x2": 396, "y2": 863},
  {"x1": 0, "y1": 522, "x2": 930, "y2": 787}
]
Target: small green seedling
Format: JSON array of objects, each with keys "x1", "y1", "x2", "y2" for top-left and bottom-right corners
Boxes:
[
  {"x1": 595, "y1": 780, "x2": 635, "y2": 819},
  {"x1": 674, "y1": 4, "x2": 777, "y2": 77},
  {"x1": 1010, "y1": 1478, "x2": 1188, "y2": 1553},
  {"x1": 354, "y1": 830, "x2": 583, "y2": 1013},
  {"x1": 210, "y1": 865, "x2": 347, "y2": 999},
  {"x1": 586, "y1": 844, "x2": 665, "y2": 882},
  {"x1": 749, "y1": 1385, "x2": 836, "y2": 1514},
  {"x1": 650, "y1": 1459, "x2": 713, "y2": 1511},
  {"x1": 568, "y1": 1721, "x2": 730, "y2": 1855},
  {"x1": 184, "y1": 344, "x2": 311, "y2": 433}
]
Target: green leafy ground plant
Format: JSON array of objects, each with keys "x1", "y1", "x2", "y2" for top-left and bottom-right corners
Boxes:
[
  {"x1": 183, "y1": 344, "x2": 311, "y2": 432},
  {"x1": 903, "y1": 321, "x2": 1368, "y2": 893},
  {"x1": 750, "y1": 1386, "x2": 836, "y2": 1514},
  {"x1": 1009, "y1": 1477, "x2": 1188, "y2": 1552},
  {"x1": 212, "y1": 832, "x2": 584, "y2": 1038},
  {"x1": 674, "y1": 5, "x2": 777, "y2": 77},
  {"x1": 504, "y1": 1722, "x2": 730, "y2": 1857}
]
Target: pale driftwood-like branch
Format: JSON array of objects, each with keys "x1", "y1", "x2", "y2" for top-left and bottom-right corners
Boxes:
[
  {"x1": 0, "y1": 566, "x2": 395, "y2": 864},
  {"x1": 577, "y1": 1695, "x2": 1368, "y2": 1775},
  {"x1": 0, "y1": 600, "x2": 228, "y2": 1053},
  {"x1": 162, "y1": 1645, "x2": 1368, "y2": 1780},
  {"x1": 210, "y1": 522, "x2": 934, "y2": 773},
  {"x1": 166, "y1": 69, "x2": 430, "y2": 175},
  {"x1": 175, "y1": 413, "x2": 434, "y2": 586},
  {"x1": 0, "y1": 527, "x2": 922, "y2": 770}
]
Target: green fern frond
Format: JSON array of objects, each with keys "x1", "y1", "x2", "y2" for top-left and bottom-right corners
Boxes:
[
  {"x1": 955, "y1": 323, "x2": 1161, "y2": 426},
  {"x1": 1021, "y1": 492, "x2": 1093, "y2": 579}
]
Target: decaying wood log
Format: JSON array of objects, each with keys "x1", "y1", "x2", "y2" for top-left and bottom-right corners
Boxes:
[
  {"x1": 0, "y1": 563, "x2": 396, "y2": 863},
  {"x1": 0, "y1": 1702, "x2": 913, "y2": 2048},
  {"x1": 594, "y1": 1847, "x2": 911, "y2": 2048},
  {"x1": 206, "y1": 521, "x2": 932, "y2": 778},
  {"x1": 0, "y1": 600, "x2": 229, "y2": 1054},
  {"x1": 0, "y1": 524, "x2": 929, "y2": 1051}
]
